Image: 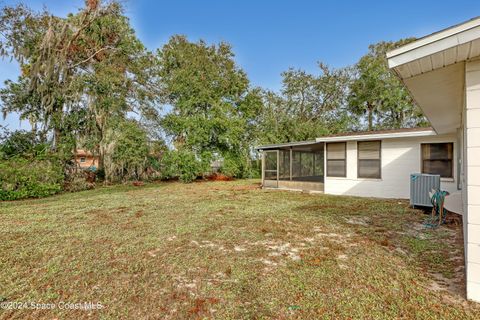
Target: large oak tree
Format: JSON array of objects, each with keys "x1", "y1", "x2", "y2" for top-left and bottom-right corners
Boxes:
[
  {"x1": 0, "y1": 0, "x2": 161, "y2": 181},
  {"x1": 157, "y1": 35, "x2": 262, "y2": 177},
  {"x1": 348, "y1": 39, "x2": 428, "y2": 130}
]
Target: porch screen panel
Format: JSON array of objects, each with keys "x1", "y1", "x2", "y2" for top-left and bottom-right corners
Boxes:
[
  {"x1": 301, "y1": 153, "x2": 314, "y2": 177},
  {"x1": 314, "y1": 151, "x2": 324, "y2": 176},
  {"x1": 358, "y1": 141, "x2": 381, "y2": 179},
  {"x1": 291, "y1": 152, "x2": 302, "y2": 180},
  {"x1": 422, "y1": 143, "x2": 453, "y2": 178},
  {"x1": 264, "y1": 151, "x2": 278, "y2": 180},
  {"x1": 279, "y1": 150, "x2": 290, "y2": 180},
  {"x1": 327, "y1": 142, "x2": 346, "y2": 177},
  {"x1": 291, "y1": 151, "x2": 324, "y2": 182}
]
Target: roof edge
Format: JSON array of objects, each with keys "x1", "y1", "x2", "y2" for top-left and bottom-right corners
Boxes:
[
  {"x1": 255, "y1": 140, "x2": 317, "y2": 150},
  {"x1": 386, "y1": 16, "x2": 480, "y2": 59},
  {"x1": 256, "y1": 127, "x2": 437, "y2": 150},
  {"x1": 315, "y1": 128, "x2": 436, "y2": 142}
]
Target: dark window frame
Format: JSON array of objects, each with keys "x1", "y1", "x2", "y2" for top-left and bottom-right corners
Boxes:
[
  {"x1": 80, "y1": 157, "x2": 86, "y2": 163},
  {"x1": 421, "y1": 142, "x2": 454, "y2": 179},
  {"x1": 357, "y1": 140, "x2": 382, "y2": 179},
  {"x1": 326, "y1": 142, "x2": 347, "y2": 178}
]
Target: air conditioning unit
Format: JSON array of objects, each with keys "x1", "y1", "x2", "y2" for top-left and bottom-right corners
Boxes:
[{"x1": 410, "y1": 173, "x2": 441, "y2": 208}]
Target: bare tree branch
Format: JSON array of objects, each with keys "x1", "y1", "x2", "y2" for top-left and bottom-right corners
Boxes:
[{"x1": 69, "y1": 46, "x2": 113, "y2": 69}]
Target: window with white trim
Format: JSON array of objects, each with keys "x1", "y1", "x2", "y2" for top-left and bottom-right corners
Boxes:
[
  {"x1": 357, "y1": 141, "x2": 381, "y2": 179},
  {"x1": 326, "y1": 142, "x2": 346, "y2": 177},
  {"x1": 421, "y1": 143, "x2": 453, "y2": 178}
]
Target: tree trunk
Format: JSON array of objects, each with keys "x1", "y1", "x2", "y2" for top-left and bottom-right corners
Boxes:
[
  {"x1": 95, "y1": 110, "x2": 107, "y2": 182},
  {"x1": 98, "y1": 146, "x2": 105, "y2": 172},
  {"x1": 53, "y1": 127, "x2": 62, "y2": 150},
  {"x1": 98, "y1": 129, "x2": 108, "y2": 183},
  {"x1": 367, "y1": 103, "x2": 373, "y2": 131}
]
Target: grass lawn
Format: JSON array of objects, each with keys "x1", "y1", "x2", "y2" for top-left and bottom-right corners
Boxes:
[{"x1": 1, "y1": 179, "x2": 479, "y2": 319}]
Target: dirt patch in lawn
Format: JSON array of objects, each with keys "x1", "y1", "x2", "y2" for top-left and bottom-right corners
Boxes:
[{"x1": 206, "y1": 173, "x2": 234, "y2": 181}]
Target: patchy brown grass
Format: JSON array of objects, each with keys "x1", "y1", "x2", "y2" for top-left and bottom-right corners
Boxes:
[{"x1": 0, "y1": 180, "x2": 478, "y2": 319}]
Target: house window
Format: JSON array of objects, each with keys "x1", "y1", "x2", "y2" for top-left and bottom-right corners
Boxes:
[
  {"x1": 357, "y1": 141, "x2": 381, "y2": 179},
  {"x1": 327, "y1": 142, "x2": 346, "y2": 177},
  {"x1": 421, "y1": 143, "x2": 453, "y2": 178},
  {"x1": 80, "y1": 157, "x2": 86, "y2": 163}
]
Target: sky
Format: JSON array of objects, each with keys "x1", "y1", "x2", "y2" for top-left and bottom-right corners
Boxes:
[{"x1": 1, "y1": 0, "x2": 480, "y2": 130}]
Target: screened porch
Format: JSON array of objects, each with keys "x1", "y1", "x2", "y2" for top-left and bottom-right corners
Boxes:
[{"x1": 261, "y1": 142, "x2": 324, "y2": 192}]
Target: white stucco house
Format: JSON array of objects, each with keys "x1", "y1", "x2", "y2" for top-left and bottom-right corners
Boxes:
[
  {"x1": 257, "y1": 17, "x2": 480, "y2": 302},
  {"x1": 258, "y1": 127, "x2": 458, "y2": 198},
  {"x1": 387, "y1": 17, "x2": 480, "y2": 303}
]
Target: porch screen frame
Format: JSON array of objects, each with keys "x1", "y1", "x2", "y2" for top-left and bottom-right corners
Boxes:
[{"x1": 263, "y1": 150, "x2": 279, "y2": 187}]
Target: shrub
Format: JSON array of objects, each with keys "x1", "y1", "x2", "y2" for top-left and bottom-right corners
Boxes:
[
  {"x1": 64, "y1": 170, "x2": 96, "y2": 192},
  {"x1": 219, "y1": 152, "x2": 260, "y2": 179},
  {"x1": 109, "y1": 121, "x2": 149, "y2": 181},
  {"x1": 160, "y1": 149, "x2": 205, "y2": 183},
  {"x1": 249, "y1": 159, "x2": 262, "y2": 178},
  {"x1": 177, "y1": 150, "x2": 204, "y2": 183},
  {"x1": 0, "y1": 157, "x2": 63, "y2": 200},
  {"x1": 220, "y1": 154, "x2": 241, "y2": 178},
  {"x1": 145, "y1": 156, "x2": 162, "y2": 180},
  {"x1": 158, "y1": 150, "x2": 177, "y2": 180},
  {"x1": 0, "y1": 129, "x2": 49, "y2": 159}
]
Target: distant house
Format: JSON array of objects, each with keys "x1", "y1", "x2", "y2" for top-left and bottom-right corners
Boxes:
[{"x1": 74, "y1": 149, "x2": 99, "y2": 170}]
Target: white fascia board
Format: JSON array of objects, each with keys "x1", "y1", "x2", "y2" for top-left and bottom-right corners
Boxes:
[
  {"x1": 387, "y1": 19, "x2": 480, "y2": 69},
  {"x1": 387, "y1": 17, "x2": 480, "y2": 58},
  {"x1": 255, "y1": 140, "x2": 317, "y2": 150},
  {"x1": 315, "y1": 130, "x2": 437, "y2": 143}
]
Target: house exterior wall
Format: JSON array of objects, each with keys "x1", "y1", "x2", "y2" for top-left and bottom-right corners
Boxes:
[
  {"x1": 324, "y1": 134, "x2": 458, "y2": 199},
  {"x1": 75, "y1": 155, "x2": 98, "y2": 169},
  {"x1": 276, "y1": 180, "x2": 324, "y2": 192},
  {"x1": 465, "y1": 59, "x2": 480, "y2": 302}
]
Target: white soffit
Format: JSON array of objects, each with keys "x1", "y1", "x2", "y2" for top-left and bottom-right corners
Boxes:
[
  {"x1": 386, "y1": 17, "x2": 480, "y2": 134},
  {"x1": 403, "y1": 63, "x2": 464, "y2": 134},
  {"x1": 387, "y1": 17, "x2": 480, "y2": 77}
]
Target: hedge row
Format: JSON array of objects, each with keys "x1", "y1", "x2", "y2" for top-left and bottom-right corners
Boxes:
[{"x1": 0, "y1": 157, "x2": 63, "y2": 201}]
